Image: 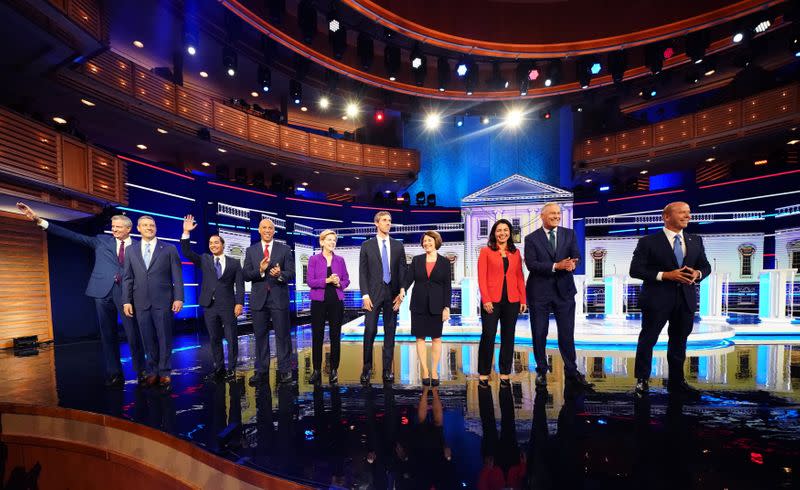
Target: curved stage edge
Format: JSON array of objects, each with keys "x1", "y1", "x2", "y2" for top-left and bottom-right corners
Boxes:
[{"x1": 0, "y1": 403, "x2": 308, "y2": 490}]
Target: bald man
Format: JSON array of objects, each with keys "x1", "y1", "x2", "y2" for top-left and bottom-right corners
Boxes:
[
  {"x1": 630, "y1": 201, "x2": 710, "y2": 398},
  {"x1": 243, "y1": 218, "x2": 295, "y2": 387}
]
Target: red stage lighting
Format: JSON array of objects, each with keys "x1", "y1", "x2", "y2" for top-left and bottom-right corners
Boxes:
[
  {"x1": 663, "y1": 47, "x2": 675, "y2": 59},
  {"x1": 528, "y1": 68, "x2": 540, "y2": 81},
  {"x1": 374, "y1": 109, "x2": 385, "y2": 122}
]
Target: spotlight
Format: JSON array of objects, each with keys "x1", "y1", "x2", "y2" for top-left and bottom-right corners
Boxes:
[
  {"x1": 686, "y1": 30, "x2": 709, "y2": 64},
  {"x1": 576, "y1": 56, "x2": 594, "y2": 88},
  {"x1": 384, "y1": 44, "x2": 401, "y2": 80},
  {"x1": 456, "y1": 58, "x2": 468, "y2": 77},
  {"x1": 505, "y1": 109, "x2": 523, "y2": 128},
  {"x1": 572, "y1": 104, "x2": 584, "y2": 113},
  {"x1": 327, "y1": 5, "x2": 340, "y2": 32},
  {"x1": 345, "y1": 102, "x2": 359, "y2": 118},
  {"x1": 410, "y1": 43, "x2": 423, "y2": 69},
  {"x1": 455, "y1": 115, "x2": 464, "y2": 127},
  {"x1": 223, "y1": 46, "x2": 237, "y2": 76},
  {"x1": 258, "y1": 65, "x2": 271, "y2": 92},
  {"x1": 702, "y1": 58, "x2": 717, "y2": 76},
  {"x1": 424, "y1": 113, "x2": 441, "y2": 130},
  {"x1": 608, "y1": 50, "x2": 627, "y2": 84},
  {"x1": 516, "y1": 61, "x2": 531, "y2": 94},
  {"x1": 374, "y1": 109, "x2": 385, "y2": 122},
  {"x1": 590, "y1": 61, "x2": 602, "y2": 75},
  {"x1": 410, "y1": 43, "x2": 426, "y2": 86},
  {"x1": 184, "y1": 25, "x2": 199, "y2": 56},
  {"x1": 662, "y1": 46, "x2": 674, "y2": 60},
  {"x1": 544, "y1": 60, "x2": 561, "y2": 87},
  {"x1": 53, "y1": 116, "x2": 67, "y2": 124},
  {"x1": 481, "y1": 115, "x2": 490, "y2": 125},
  {"x1": 133, "y1": 40, "x2": 144, "y2": 48},
  {"x1": 289, "y1": 79, "x2": 302, "y2": 104},
  {"x1": 599, "y1": 185, "x2": 610, "y2": 192},
  {"x1": 200, "y1": 71, "x2": 209, "y2": 78},
  {"x1": 357, "y1": 32, "x2": 374, "y2": 70},
  {"x1": 528, "y1": 64, "x2": 540, "y2": 81},
  {"x1": 733, "y1": 32, "x2": 744, "y2": 43},
  {"x1": 318, "y1": 96, "x2": 330, "y2": 109},
  {"x1": 437, "y1": 57, "x2": 450, "y2": 91},
  {"x1": 415, "y1": 191, "x2": 426, "y2": 205},
  {"x1": 330, "y1": 23, "x2": 347, "y2": 59},
  {"x1": 753, "y1": 18, "x2": 771, "y2": 34},
  {"x1": 519, "y1": 79, "x2": 529, "y2": 96}
]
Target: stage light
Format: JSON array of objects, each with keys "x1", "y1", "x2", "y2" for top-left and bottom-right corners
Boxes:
[
  {"x1": 573, "y1": 104, "x2": 584, "y2": 113},
  {"x1": 705, "y1": 157, "x2": 716, "y2": 162},
  {"x1": 80, "y1": 98, "x2": 95, "y2": 107},
  {"x1": 258, "y1": 65, "x2": 271, "y2": 92},
  {"x1": 411, "y1": 43, "x2": 423, "y2": 69},
  {"x1": 686, "y1": 30, "x2": 709, "y2": 64},
  {"x1": 374, "y1": 109, "x2": 384, "y2": 122},
  {"x1": 424, "y1": 113, "x2": 441, "y2": 130},
  {"x1": 328, "y1": 13, "x2": 340, "y2": 33},
  {"x1": 136, "y1": 144, "x2": 148, "y2": 150},
  {"x1": 330, "y1": 21, "x2": 347, "y2": 59},
  {"x1": 345, "y1": 103, "x2": 359, "y2": 118},
  {"x1": 133, "y1": 40, "x2": 144, "y2": 48},
  {"x1": 384, "y1": 44, "x2": 400, "y2": 81},
  {"x1": 640, "y1": 170, "x2": 649, "y2": 175},
  {"x1": 251, "y1": 91, "x2": 259, "y2": 97},
  {"x1": 544, "y1": 60, "x2": 561, "y2": 87},
  {"x1": 590, "y1": 62, "x2": 601, "y2": 75},
  {"x1": 302, "y1": 181, "x2": 309, "y2": 186},
  {"x1": 455, "y1": 115, "x2": 464, "y2": 127},
  {"x1": 599, "y1": 185, "x2": 610, "y2": 191},
  {"x1": 644, "y1": 43, "x2": 664, "y2": 74},
  {"x1": 290, "y1": 79, "x2": 302, "y2": 104},
  {"x1": 297, "y1": 0, "x2": 317, "y2": 43},
  {"x1": 519, "y1": 79, "x2": 529, "y2": 96},
  {"x1": 505, "y1": 109, "x2": 523, "y2": 128},
  {"x1": 686, "y1": 70, "x2": 701, "y2": 84},
  {"x1": 184, "y1": 26, "x2": 199, "y2": 56},
  {"x1": 53, "y1": 116, "x2": 67, "y2": 124},
  {"x1": 270, "y1": 161, "x2": 278, "y2": 166},
  {"x1": 608, "y1": 50, "x2": 627, "y2": 84},
  {"x1": 576, "y1": 56, "x2": 594, "y2": 88},
  {"x1": 296, "y1": 186, "x2": 306, "y2": 191},
  {"x1": 754, "y1": 159, "x2": 768, "y2": 166},
  {"x1": 199, "y1": 71, "x2": 208, "y2": 78},
  {"x1": 481, "y1": 115, "x2": 490, "y2": 125},
  {"x1": 300, "y1": 106, "x2": 308, "y2": 112},
  {"x1": 541, "y1": 110, "x2": 551, "y2": 120},
  {"x1": 410, "y1": 44, "x2": 426, "y2": 86},
  {"x1": 201, "y1": 161, "x2": 211, "y2": 167},
  {"x1": 788, "y1": 139, "x2": 800, "y2": 145},
  {"x1": 528, "y1": 66, "x2": 540, "y2": 81},
  {"x1": 318, "y1": 96, "x2": 330, "y2": 110},
  {"x1": 585, "y1": 178, "x2": 592, "y2": 183},
  {"x1": 218, "y1": 147, "x2": 227, "y2": 153},
  {"x1": 663, "y1": 46, "x2": 674, "y2": 59},
  {"x1": 702, "y1": 58, "x2": 717, "y2": 76},
  {"x1": 456, "y1": 58, "x2": 468, "y2": 77},
  {"x1": 156, "y1": 128, "x2": 168, "y2": 134},
  {"x1": 754, "y1": 19, "x2": 771, "y2": 34},
  {"x1": 733, "y1": 32, "x2": 744, "y2": 43},
  {"x1": 223, "y1": 46, "x2": 237, "y2": 76},
  {"x1": 357, "y1": 32, "x2": 374, "y2": 70},
  {"x1": 344, "y1": 187, "x2": 351, "y2": 191},
  {"x1": 437, "y1": 57, "x2": 450, "y2": 91}
]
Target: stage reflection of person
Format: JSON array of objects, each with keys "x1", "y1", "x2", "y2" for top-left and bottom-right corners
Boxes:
[
  {"x1": 478, "y1": 385, "x2": 526, "y2": 490},
  {"x1": 403, "y1": 231, "x2": 452, "y2": 386},
  {"x1": 307, "y1": 229, "x2": 350, "y2": 386},
  {"x1": 526, "y1": 389, "x2": 552, "y2": 489},
  {"x1": 407, "y1": 386, "x2": 454, "y2": 488},
  {"x1": 365, "y1": 386, "x2": 399, "y2": 487},
  {"x1": 478, "y1": 388, "x2": 504, "y2": 490},
  {"x1": 477, "y1": 219, "x2": 527, "y2": 389}
]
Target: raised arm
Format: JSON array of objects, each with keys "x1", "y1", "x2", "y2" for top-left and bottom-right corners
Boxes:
[
  {"x1": 18, "y1": 202, "x2": 99, "y2": 248},
  {"x1": 180, "y1": 214, "x2": 203, "y2": 265}
]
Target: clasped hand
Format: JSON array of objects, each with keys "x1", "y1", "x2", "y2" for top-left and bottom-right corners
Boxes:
[
  {"x1": 555, "y1": 257, "x2": 579, "y2": 272},
  {"x1": 663, "y1": 265, "x2": 701, "y2": 284},
  {"x1": 259, "y1": 257, "x2": 281, "y2": 277}
]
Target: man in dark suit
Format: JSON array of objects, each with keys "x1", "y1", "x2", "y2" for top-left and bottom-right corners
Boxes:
[
  {"x1": 359, "y1": 211, "x2": 406, "y2": 385},
  {"x1": 524, "y1": 202, "x2": 593, "y2": 391},
  {"x1": 630, "y1": 201, "x2": 711, "y2": 397},
  {"x1": 181, "y1": 215, "x2": 244, "y2": 382},
  {"x1": 243, "y1": 218, "x2": 295, "y2": 387},
  {"x1": 122, "y1": 216, "x2": 184, "y2": 390},
  {"x1": 16, "y1": 202, "x2": 145, "y2": 388}
]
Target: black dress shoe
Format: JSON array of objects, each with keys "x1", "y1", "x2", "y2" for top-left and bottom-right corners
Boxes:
[
  {"x1": 499, "y1": 377, "x2": 511, "y2": 388},
  {"x1": 225, "y1": 369, "x2": 236, "y2": 381},
  {"x1": 382, "y1": 371, "x2": 394, "y2": 384},
  {"x1": 278, "y1": 371, "x2": 294, "y2": 385},
  {"x1": 635, "y1": 378, "x2": 650, "y2": 397},
  {"x1": 478, "y1": 378, "x2": 489, "y2": 389},
  {"x1": 105, "y1": 374, "x2": 124, "y2": 388},
  {"x1": 309, "y1": 370, "x2": 321, "y2": 386},
  {"x1": 534, "y1": 373, "x2": 547, "y2": 388},
  {"x1": 329, "y1": 369, "x2": 338, "y2": 385},
  {"x1": 360, "y1": 369, "x2": 371, "y2": 386},
  {"x1": 667, "y1": 380, "x2": 700, "y2": 397},
  {"x1": 431, "y1": 377, "x2": 440, "y2": 387},
  {"x1": 422, "y1": 377, "x2": 431, "y2": 386},
  {"x1": 248, "y1": 372, "x2": 267, "y2": 387},
  {"x1": 567, "y1": 373, "x2": 595, "y2": 390}
]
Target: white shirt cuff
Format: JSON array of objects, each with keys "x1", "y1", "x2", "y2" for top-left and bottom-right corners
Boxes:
[
  {"x1": 656, "y1": 272, "x2": 664, "y2": 281},
  {"x1": 551, "y1": 263, "x2": 556, "y2": 272},
  {"x1": 181, "y1": 233, "x2": 189, "y2": 239},
  {"x1": 362, "y1": 295, "x2": 370, "y2": 300},
  {"x1": 39, "y1": 219, "x2": 49, "y2": 230}
]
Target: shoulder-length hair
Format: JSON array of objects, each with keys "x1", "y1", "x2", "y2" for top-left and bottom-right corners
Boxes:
[{"x1": 487, "y1": 219, "x2": 516, "y2": 252}]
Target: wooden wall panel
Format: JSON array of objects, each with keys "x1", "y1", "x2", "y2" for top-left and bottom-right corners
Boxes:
[
  {"x1": 696, "y1": 103, "x2": 740, "y2": 137},
  {"x1": 0, "y1": 108, "x2": 59, "y2": 184},
  {"x1": 388, "y1": 148, "x2": 418, "y2": 171},
  {"x1": 280, "y1": 126, "x2": 309, "y2": 155},
  {"x1": 742, "y1": 86, "x2": 797, "y2": 125},
  {"x1": 0, "y1": 212, "x2": 53, "y2": 348},
  {"x1": 337, "y1": 140, "x2": 362, "y2": 165},
  {"x1": 61, "y1": 138, "x2": 89, "y2": 193},
  {"x1": 362, "y1": 145, "x2": 388, "y2": 168},
  {"x1": 89, "y1": 149, "x2": 118, "y2": 201},
  {"x1": 134, "y1": 68, "x2": 176, "y2": 113},
  {"x1": 176, "y1": 87, "x2": 212, "y2": 126},
  {"x1": 213, "y1": 102, "x2": 247, "y2": 139},
  {"x1": 247, "y1": 116, "x2": 280, "y2": 148},
  {"x1": 654, "y1": 116, "x2": 694, "y2": 146},
  {"x1": 68, "y1": 0, "x2": 102, "y2": 39},
  {"x1": 85, "y1": 51, "x2": 133, "y2": 95},
  {"x1": 309, "y1": 134, "x2": 336, "y2": 160}
]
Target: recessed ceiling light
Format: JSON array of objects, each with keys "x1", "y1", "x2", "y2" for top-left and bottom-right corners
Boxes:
[
  {"x1": 52, "y1": 117, "x2": 67, "y2": 124},
  {"x1": 156, "y1": 128, "x2": 168, "y2": 134},
  {"x1": 80, "y1": 98, "x2": 95, "y2": 107},
  {"x1": 584, "y1": 178, "x2": 592, "y2": 183},
  {"x1": 392, "y1": 179, "x2": 398, "y2": 183},
  {"x1": 754, "y1": 159, "x2": 768, "y2": 166},
  {"x1": 269, "y1": 162, "x2": 278, "y2": 166},
  {"x1": 384, "y1": 190, "x2": 391, "y2": 194},
  {"x1": 136, "y1": 144, "x2": 148, "y2": 150},
  {"x1": 342, "y1": 115, "x2": 348, "y2": 120},
  {"x1": 201, "y1": 161, "x2": 211, "y2": 167},
  {"x1": 300, "y1": 106, "x2": 308, "y2": 112},
  {"x1": 313, "y1": 170, "x2": 320, "y2": 174},
  {"x1": 218, "y1": 148, "x2": 227, "y2": 153},
  {"x1": 354, "y1": 176, "x2": 360, "y2": 180},
  {"x1": 705, "y1": 157, "x2": 716, "y2": 162},
  {"x1": 788, "y1": 139, "x2": 800, "y2": 145},
  {"x1": 344, "y1": 187, "x2": 351, "y2": 191},
  {"x1": 640, "y1": 170, "x2": 649, "y2": 175},
  {"x1": 302, "y1": 181, "x2": 309, "y2": 186},
  {"x1": 199, "y1": 71, "x2": 209, "y2": 78},
  {"x1": 251, "y1": 91, "x2": 259, "y2": 97},
  {"x1": 133, "y1": 40, "x2": 144, "y2": 48}
]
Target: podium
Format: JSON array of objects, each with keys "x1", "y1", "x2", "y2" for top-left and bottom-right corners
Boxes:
[
  {"x1": 699, "y1": 272, "x2": 729, "y2": 323},
  {"x1": 603, "y1": 275, "x2": 627, "y2": 320},
  {"x1": 461, "y1": 277, "x2": 479, "y2": 320},
  {"x1": 758, "y1": 268, "x2": 797, "y2": 324},
  {"x1": 574, "y1": 275, "x2": 586, "y2": 320}
]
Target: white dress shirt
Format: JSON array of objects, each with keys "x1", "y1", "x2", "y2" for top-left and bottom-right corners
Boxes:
[
  {"x1": 141, "y1": 237, "x2": 158, "y2": 254},
  {"x1": 656, "y1": 227, "x2": 694, "y2": 281},
  {"x1": 212, "y1": 254, "x2": 226, "y2": 275}
]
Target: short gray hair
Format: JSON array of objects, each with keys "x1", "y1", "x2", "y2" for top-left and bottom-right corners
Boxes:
[
  {"x1": 111, "y1": 214, "x2": 132, "y2": 228},
  {"x1": 137, "y1": 215, "x2": 155, "y2": 225},
  {"x1": 541, "y1": 202, "x2": 561, "y2": 214}
]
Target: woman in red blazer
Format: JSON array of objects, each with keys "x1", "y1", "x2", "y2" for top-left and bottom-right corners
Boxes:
[{"x1": 477, "y1": 219, "x2": 527, "y2": 388}]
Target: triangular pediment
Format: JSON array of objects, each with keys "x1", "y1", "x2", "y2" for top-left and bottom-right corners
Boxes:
[{"x1": 462, "y1": 174, "x2": 572, "y2": 205}]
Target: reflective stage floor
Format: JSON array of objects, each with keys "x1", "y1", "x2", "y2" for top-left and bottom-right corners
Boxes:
[{"x1": 1, "y1": 327, "x2": 799, "y2": 489}]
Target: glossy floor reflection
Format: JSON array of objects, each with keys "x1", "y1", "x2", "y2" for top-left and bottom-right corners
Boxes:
[{"x1": 1, "y1": 328, "x2": 799, "y2": 488}]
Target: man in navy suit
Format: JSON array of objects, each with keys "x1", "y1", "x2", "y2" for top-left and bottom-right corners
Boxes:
[
  {"x1": 122, "y1": 216, "x2": 184, "y2": 390},
  {"x1": 359, "y1": 211, "x2": 406, "y2": 385},
  {"x1": 243, "y1": 218, "x2": 295, "y2": 387},
  {"x1": 181, "y1": 215, "x2": 244, "y2": 382},
  {"x1": 16, "y1": 202, "x2": 145, "y2": 388},
  {"x1": 630, "y1": 201, "x2": 711, "y2": 397},
  {"x1": 524, "y1": 202, "x2": 593, "y2": 391}
]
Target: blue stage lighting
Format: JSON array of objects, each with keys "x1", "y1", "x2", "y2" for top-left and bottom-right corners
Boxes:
[
  {"x1": 599, "y1": 185, "x2": 610, "y2": 192},
  {"x1": 590, "y1": 62, "x2": 602, "y2": 75},
  {"x1": 456, "y1": 62, "x2": 468, "y2": 77}
]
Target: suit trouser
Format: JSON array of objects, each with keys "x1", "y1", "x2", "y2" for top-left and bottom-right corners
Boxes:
[
  {"x1": 530, "y1": 298, "x2": 578, "y2": 376},
  {"x1": 204, "y1": 302, "x2": 238, "y2": 370},
  {"x1": 138, "y1": 307, "x2": 174, "y2": 376},
  {"x1": 478, "y1": 299, "x2": 519, "y2": 376},
  {"x1": 94, "y1": 283, "x2": 145, "y2": 377},
  {"x1": 362, "y1": 283, "x2": 397, "y2": 373},
  {"x1": 252, "y1": 306, "x2": 292, "y2": 374},
  {"x1": 634, "y1": 292, "x2": 694, "y2": 381},
  {"x1": 310, "y1": 298, "x2": 344, "y2": 371}
]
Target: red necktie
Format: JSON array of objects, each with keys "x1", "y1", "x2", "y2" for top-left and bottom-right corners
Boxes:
[
  {"x1": 263, "y1": 243, "x2": 271, "y2": 291},
  {"x1": 115, "y1": 241, "x2": 125, "y2": 283}
]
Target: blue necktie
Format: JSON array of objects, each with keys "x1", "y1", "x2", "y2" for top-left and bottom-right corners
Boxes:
[
  {"x1": 381, "y1": 239, "x2": 391, "y2": 284},
  {"x1": 143, "y1": 242, "x2": 151, "y2": 268},
  {"x1": 548, "y1": 229, "x2": 556, "y2": 251},
  {"x1": 673, "y1": 235, "x2": 684, "y2": 266},
  {"x1": 215, "y1": 257, "x2": 222, "y2": 279}
]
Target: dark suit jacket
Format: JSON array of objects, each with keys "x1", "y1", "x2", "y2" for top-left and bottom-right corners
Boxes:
[
  {"x1": 242, "y1": 241, "x2": 295, "y2": 310},
  {"x1": 629, "y1": 230, "x2": 711, "y2": 312},
  {"x1": 524, "y1": 226, "x2": 580, "y2": 302},
  {"x1": 45, "y1": 222, "x2": 137, "y2": 299},
  {"x1": 180, "y1": 239, "x2": 244, "y2": 308},
  {"x1": 403, "y1": 254, "x2": 452, "y2": 314},
  {"x1": 359, "y1": 236, "x2": 406, "y2": 299},
  {"x1": 122, "y1": 239, "x2": 184, "y2": 310}
]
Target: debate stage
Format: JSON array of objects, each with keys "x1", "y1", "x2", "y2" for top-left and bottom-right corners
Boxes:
[{"x1": 1, "y1": 320, "x2": 799, "y2": 489}]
